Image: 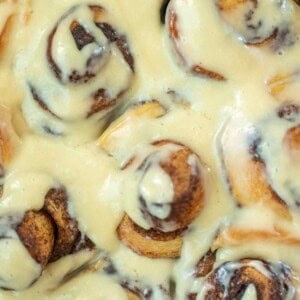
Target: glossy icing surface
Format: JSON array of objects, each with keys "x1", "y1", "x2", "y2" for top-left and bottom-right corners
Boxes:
[{"x1": 0, "y1": 0, "x2": 299, "y2": 299}]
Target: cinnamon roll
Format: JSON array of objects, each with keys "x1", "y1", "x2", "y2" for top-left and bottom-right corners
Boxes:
[
  {"x1": 177, "y1": 233, "x2": 300, "y2": 299},
  {"x1": 216, "y1": 0, "x2": 297, "y2": 50},
  {"x1": 18, "y1": 3, "x2": 134, "y2": 140},
  {"x1": 219, "y1": 101, "x2": 299, "y2": 219},
  {"x1": 1, "y1": 0, "x2": 300, "y2": 298},
  {"x1": 166, "y1": 0, "x2": 299, "y2": 83},
  {"x1": 99, "y1": 102, "x2": 207, "y2": 258},
  {"x1": 189, "y1": 256, "x2": 296, "y2": 299},
  {"x1": 0, "y1": 186, "x2": 94, "y2": 290},
  {"x1": 117, "y1": 139, "x2": 206, "y2": 259}
]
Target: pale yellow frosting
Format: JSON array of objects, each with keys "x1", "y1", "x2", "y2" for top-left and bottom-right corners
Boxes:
[{"x1": 0, "y1": 0, "x2": 299, "y2": 299}]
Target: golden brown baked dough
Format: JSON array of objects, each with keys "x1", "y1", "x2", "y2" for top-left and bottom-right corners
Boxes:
[{"x1": 117, "y1": 211, "x2": 184, "y2": 259}]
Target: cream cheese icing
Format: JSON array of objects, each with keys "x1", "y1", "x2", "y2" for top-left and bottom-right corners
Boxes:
[{"x1": 0, "y1": 0, "x2": 299, "y2": 299}]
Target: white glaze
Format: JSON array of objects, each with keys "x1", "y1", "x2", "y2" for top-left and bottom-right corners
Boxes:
[{"x1": 0, "y1": 0, "x2": 299, "y2": 299}]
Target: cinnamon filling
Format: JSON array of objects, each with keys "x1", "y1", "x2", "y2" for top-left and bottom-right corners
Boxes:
[
  {"x1": 216, "y1": 0, "x2": 295, "y2": 50},
  {"x1": 17, "y1": 187, "x2": 94, "y2": 268},
  {"x1": 204, "y1": 259, "x2": 291, "y2": 300}
]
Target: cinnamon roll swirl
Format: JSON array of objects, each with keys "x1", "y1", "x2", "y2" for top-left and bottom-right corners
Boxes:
[
  {"x1": 268, "y1": 71, "x2": 300, "y2": 102},
  {"x1": 177, "y1": 232, "x2": 300, "y2": 300},
  {"x1": 100, "y1": 102, "x2": 207, "y2": 258},
  {"x1": 216, "y1": 0, "x2": 297, "y2": 50},
  {"x1": 190, "y1": 256, "x2": 296, "y2": 299},
  {"x1": 18, "y1": 3, "x2": 134, "y2": 140},
  {"x1": 117, "y1": 139, "x2": 206, "y2": 259}
]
